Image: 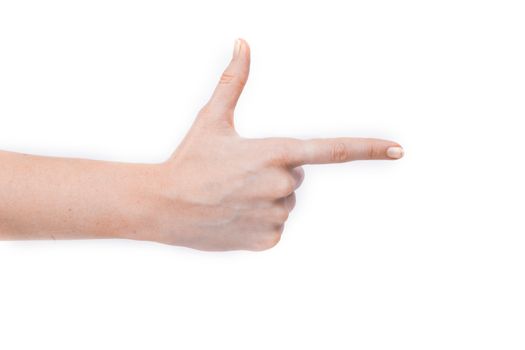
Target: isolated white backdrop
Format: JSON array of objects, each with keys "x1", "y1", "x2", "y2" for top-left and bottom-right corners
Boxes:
[{"x1": 0, "y1": 1, "x2": 524, "y2": 349}]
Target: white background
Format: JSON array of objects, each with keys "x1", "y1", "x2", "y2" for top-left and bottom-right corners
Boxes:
[{"x1": 0, "y1": 1, "x2": 524, "y2": 349}]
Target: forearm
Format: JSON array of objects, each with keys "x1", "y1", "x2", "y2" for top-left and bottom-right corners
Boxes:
[{"x1": 0, "y1": 150, "x2": 160, "y2": 240}]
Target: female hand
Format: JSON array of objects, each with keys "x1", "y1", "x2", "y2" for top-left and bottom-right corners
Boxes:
[{"x1": 137, "y1": 39, "x2": 404, "y2": 251}]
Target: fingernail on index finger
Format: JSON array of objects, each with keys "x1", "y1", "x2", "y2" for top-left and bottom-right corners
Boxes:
[{"x1": 386, "y1": 146, "x2": 404, "y2": 159}]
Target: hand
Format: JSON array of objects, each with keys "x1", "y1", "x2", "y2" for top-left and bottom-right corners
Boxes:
[{"x1": 136, "y1": 39, "x2": 404, "y2": 251}]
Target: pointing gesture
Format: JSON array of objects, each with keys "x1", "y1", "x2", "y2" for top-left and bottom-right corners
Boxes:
[
  {"x1": 0, "y1": 39, "x2": 403, "y2": 251},
  {"x1": 161, "y1": 39, "x2": 403, "y2": 251}
]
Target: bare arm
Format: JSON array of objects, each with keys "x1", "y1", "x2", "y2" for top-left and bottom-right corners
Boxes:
[
  {"x1": 0, "y1": 150, "x2": 161, "y2": 241},
  {"x1": 0, "y1": 39, "x2": 403, "y2": 251}
]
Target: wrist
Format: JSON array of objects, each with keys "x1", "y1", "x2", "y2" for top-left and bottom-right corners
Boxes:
[
  {"x1": 110, "y1": 162, "x2": 168, "y2": 242},
  {"x1": 119, "y1": 160, "x2": 202, "y2": 247}
]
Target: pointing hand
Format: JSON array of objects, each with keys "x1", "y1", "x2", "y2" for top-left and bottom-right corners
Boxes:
[{"x1": 147, "y1": 39, "x2": 404, "y2": 251}]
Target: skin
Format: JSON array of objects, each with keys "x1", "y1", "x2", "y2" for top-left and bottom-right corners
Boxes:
[{"x1": 0, "y1": 39, "x2": 403, "y2": 251}]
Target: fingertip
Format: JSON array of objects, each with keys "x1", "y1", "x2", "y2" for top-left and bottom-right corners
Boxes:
[
  {"x1": 238, "y1": 38, "x2": 249, "y2": 50},
  {"x1": 233, "y1": 38, "x2": 250, "y2": 59},
  {"x1": 386, "y1": 146, "x2": 404, "y2": 159}
]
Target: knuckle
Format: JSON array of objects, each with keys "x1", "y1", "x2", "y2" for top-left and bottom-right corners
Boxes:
[
  {"x1": 367, "y1": 144, "x2": 381, "y2": 159},
  {"x1": 273, "y1": 206, "x2": 290, "y2": 223},
  {"x1": 268, "y1": 233, "x2": 282, "y2": 248},
  {"x1": 251, "y1": 232, "x2": 282, "y2": 251},
  {"x1": 274, "y1": 176, "x2": 295, "y2": 197},
  {"x1": 265, "y1": 138, "x2": 299, "y2": 165},
  {"x1": 269, "y1": 146, "x2": 291, "y2": 165},
  {"x1": 219, "y1": 73, "x2": 235, "y2": 85},
  {"x1": 286, "y1": 193, "x2": 297, "y2": 211},
  {"x1": 331, "y1": 142, "x2": 349, "y2": 162},
  {"x1": 219, "y1": 73, "x2": 246, "y2": 88}
]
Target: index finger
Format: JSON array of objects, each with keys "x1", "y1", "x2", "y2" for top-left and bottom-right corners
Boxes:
[{"x1": 284, "y1": 137, "x2": 404, "y2": 166}]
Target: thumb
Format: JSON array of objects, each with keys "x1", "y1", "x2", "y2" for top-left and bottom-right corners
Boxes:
[{"x1": 205, "y1": 39, "x2": 251, "y2": 122}]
